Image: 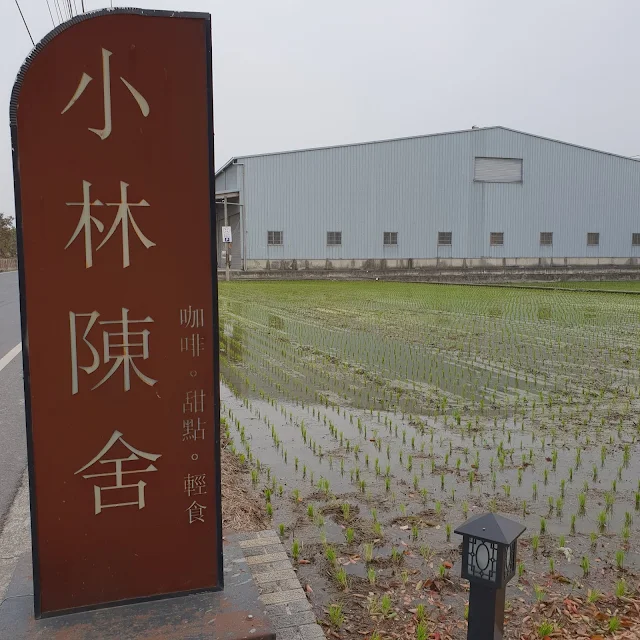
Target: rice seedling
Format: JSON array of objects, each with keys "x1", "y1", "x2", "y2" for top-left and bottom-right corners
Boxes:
[
  {"x1": 325, "y1": 545, "x2": 337, "y2": 565},
  {"x1": 597, "y1": 510, "x2": 607, "y2": 532},
  {"x1": 380, "y1": 594, "x2": 393, "y2": 617},
  {"x1": 416, "y1": 621, "x2": 428, "y2": 640},
  {"x1": 580, "y1": 555, "x2": 590, "y2": 576},
  {"x1": 532, "y1": 534, "x2": 539, "y2": 555},
  {"x1": 587, "y1": 589, "x2": 600, "y2": 604},
  {"x1": 419, "y1": 544, "x2": 433, "y2": 562},
  {"x1": 328, "y1": 603, "x2": 344, "y2": 628},
  {"x1": 336, "y1": 567, "x2": 348, "y2": 590},
  {"x1": 363, "y1": 542, "x2": 374, "y2": 563},
  {"x1": 391, "y1": 548, "x2": 403, "y2": 564},
  {"x1": 578, "y1": 492, "x2": 586, "y2": 515}
]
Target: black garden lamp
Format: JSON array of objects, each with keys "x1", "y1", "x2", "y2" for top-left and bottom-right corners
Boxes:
[{"x1": 455, "y1": 513, "x2": 526, "y2": 640}]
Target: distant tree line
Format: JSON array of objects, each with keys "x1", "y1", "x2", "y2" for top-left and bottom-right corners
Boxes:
[{"x1": 0, "y1": 214, "x2": 17, "y2": 258}]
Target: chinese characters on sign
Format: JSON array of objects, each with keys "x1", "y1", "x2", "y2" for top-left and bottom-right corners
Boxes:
[
  {"x1": 69, "y1": 308, "x2": 156, "y2": 394},
  {"x1": 180, "y1": 306, "x2": 208, "y2": 523},
  {"x1": 61, "y1": 47, "x2": 150, "y2": 140},
  {"x1": 12, "y1": 11, "x2": 220, "y2": 616},
  {"x1": 65, "y1": 180, "x2": 155, "y2": 268},
  {"x1": 76, "y1": 430, "x2": 161, "y2": 515}
]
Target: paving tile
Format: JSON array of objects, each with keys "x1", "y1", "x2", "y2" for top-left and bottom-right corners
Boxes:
[
  {"x1": 285, "y1": 598, "x2": 314, "y2": 613},
  {"x1": 299, "y1": 623, "x2": 326, "y2": 639},
  {"x1": 239, "y1": 537, "x2": 283, "y2": 549},
  {"x1": 270, "y1": 610, "x2": 318, "y2": 629},
  {"x1": 253, "y1": 569, "x2": 298, "y2": 584},
  {"x1": 246, "y1": 552, "x2": 289, "y2": 566},
  {"x1": 259, "y1": 578, "x2": 304, "y2": 594},
  {"x1": 287, "y1": 598, "x2": 311, "y2": 614},
  {"x1": 248, "y1": 559, "x2": 293, "y2": 573},
  {"x1": 273, "y1": 629, "x2": 302, "y2": 640},
  {"x1": 259, "y1": 588, "x2": 307, "y2": 605},
  {"x1": 243, "y1": 544, "x2": 285, "y2": 557}
]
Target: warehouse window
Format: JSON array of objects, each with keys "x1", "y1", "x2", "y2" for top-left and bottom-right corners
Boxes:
[
  {"x1": 587, "y1": 232, "x2": 600, "y2": 246},
  {"x1": 267, "y1": 230, "x2": 283, "y2": 245},
  {"x1": 383, "y1": 232, "x2": 398, "y2": 245},
  {"x1": 490, "y1": 232, "x2": 504, "y2": 246},
  {"x1": 632, "y1": 233, "x2": 640, "y2": 246},
  {"x1": 438, "y1": 232, "x2": 452, "y2": 246},
  {"x1": 327, "y1": 231, "x2": 342, "y2": 246},
  {"x1": 540, "y1": 232, "x2": 553, "y2": 246},
  {"x1": 474, "y1": 157, "x2": 523, "y2": 183}
]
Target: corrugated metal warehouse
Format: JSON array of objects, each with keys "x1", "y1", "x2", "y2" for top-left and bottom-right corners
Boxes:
[{"x1": 214, "y1": 126, "x2": 640, "y2": 271}]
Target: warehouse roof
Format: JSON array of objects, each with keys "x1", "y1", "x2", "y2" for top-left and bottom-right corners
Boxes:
[{"x1": 215, "y1": 125, "x2": 640, "y2": 176}]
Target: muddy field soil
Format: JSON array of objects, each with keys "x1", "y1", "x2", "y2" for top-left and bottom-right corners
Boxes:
[{"x1": 219, "y1": 281, "x2": 640, "y2": 639}]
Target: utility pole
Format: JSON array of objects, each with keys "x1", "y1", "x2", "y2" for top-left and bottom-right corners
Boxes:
[{"x1": 223, "y1": 195, "x2": 230, "y2": 282}]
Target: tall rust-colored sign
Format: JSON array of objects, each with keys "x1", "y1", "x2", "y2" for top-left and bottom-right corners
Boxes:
[{"x1": 10, "y1": 10, "x2": 221, "y2": 617}]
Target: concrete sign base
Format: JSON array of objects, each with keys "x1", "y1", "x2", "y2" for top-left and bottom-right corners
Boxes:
[{"x1": 0, "y1": 540, "x2": 274, "y2": 640}]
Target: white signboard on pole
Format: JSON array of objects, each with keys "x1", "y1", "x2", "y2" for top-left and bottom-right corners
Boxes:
[{"x1": 221, "y1": 226, "x2": 232, "y2": 243}]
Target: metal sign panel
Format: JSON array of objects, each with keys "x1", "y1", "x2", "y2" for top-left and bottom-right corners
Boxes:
[
  {"x1": 10, "y1": 10, "x2": 222, "y2": 617},
  {"x1": 221, "y1": 226, "x2": 232, "y2": 243}
]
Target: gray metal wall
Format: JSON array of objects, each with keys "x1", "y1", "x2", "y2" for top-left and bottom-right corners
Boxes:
[{"x1": 217, "y1": 128, "x2": 640, "y2": 260}]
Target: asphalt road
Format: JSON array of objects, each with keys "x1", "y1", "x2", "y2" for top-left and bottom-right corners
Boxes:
[{"x1": 0, "y1": 270, "x2": 26, "y2": 529}]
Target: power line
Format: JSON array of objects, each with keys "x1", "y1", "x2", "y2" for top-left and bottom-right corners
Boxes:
[
  {"x1": 45, "y1": 0, "x2": 56, "y2": 27},
  {"x1": 53, "y1": 0, "x2": 63, "y2": 23},
  {"x1": 13, "y1": 0, "x2": 34, "y2": 46}
]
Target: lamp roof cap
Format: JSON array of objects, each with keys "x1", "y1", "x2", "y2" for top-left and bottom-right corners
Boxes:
[{"x1": 454, "y1": 512, "x2": 526, "y2": 545}]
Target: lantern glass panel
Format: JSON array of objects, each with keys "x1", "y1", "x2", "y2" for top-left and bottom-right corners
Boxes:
[
  {"x1": 467, "y1": 536, "x2": 498, "y2": 583},
  {"x1": 503, "y1": 540, "x2": 516, "y2": 582}
]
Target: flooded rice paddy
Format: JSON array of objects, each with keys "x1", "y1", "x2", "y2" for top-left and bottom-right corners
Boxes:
[{"x1": 218, "y1": 281, "x2": 640, "y2": 636}]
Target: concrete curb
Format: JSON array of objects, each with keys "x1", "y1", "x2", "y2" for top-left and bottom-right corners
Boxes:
[{"x1": 235, "y1": 530, "x2": 326, "y2": 640}]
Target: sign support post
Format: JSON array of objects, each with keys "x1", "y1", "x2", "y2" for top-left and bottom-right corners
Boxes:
[{"x1": 224, "y1": 195, "x2": 230, "y2": 281}]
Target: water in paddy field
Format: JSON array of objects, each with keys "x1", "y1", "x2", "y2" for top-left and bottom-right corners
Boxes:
[{"x1": 218, "y1": 282, "x2": 640, "y2": 587}]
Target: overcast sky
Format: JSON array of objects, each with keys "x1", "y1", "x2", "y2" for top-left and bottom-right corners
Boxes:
[{"x1": 2, "y1": 0, "x2": 640, "y2": 219}]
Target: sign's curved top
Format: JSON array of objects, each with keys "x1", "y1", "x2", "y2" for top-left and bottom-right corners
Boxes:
[{"x1": 10, "y1": 8, "x2": 209, "y2": 125}]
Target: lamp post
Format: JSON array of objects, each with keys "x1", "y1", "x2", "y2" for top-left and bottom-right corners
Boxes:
[{"x1": 455, "y1": 513, "x2": 526, "y2": 640}]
